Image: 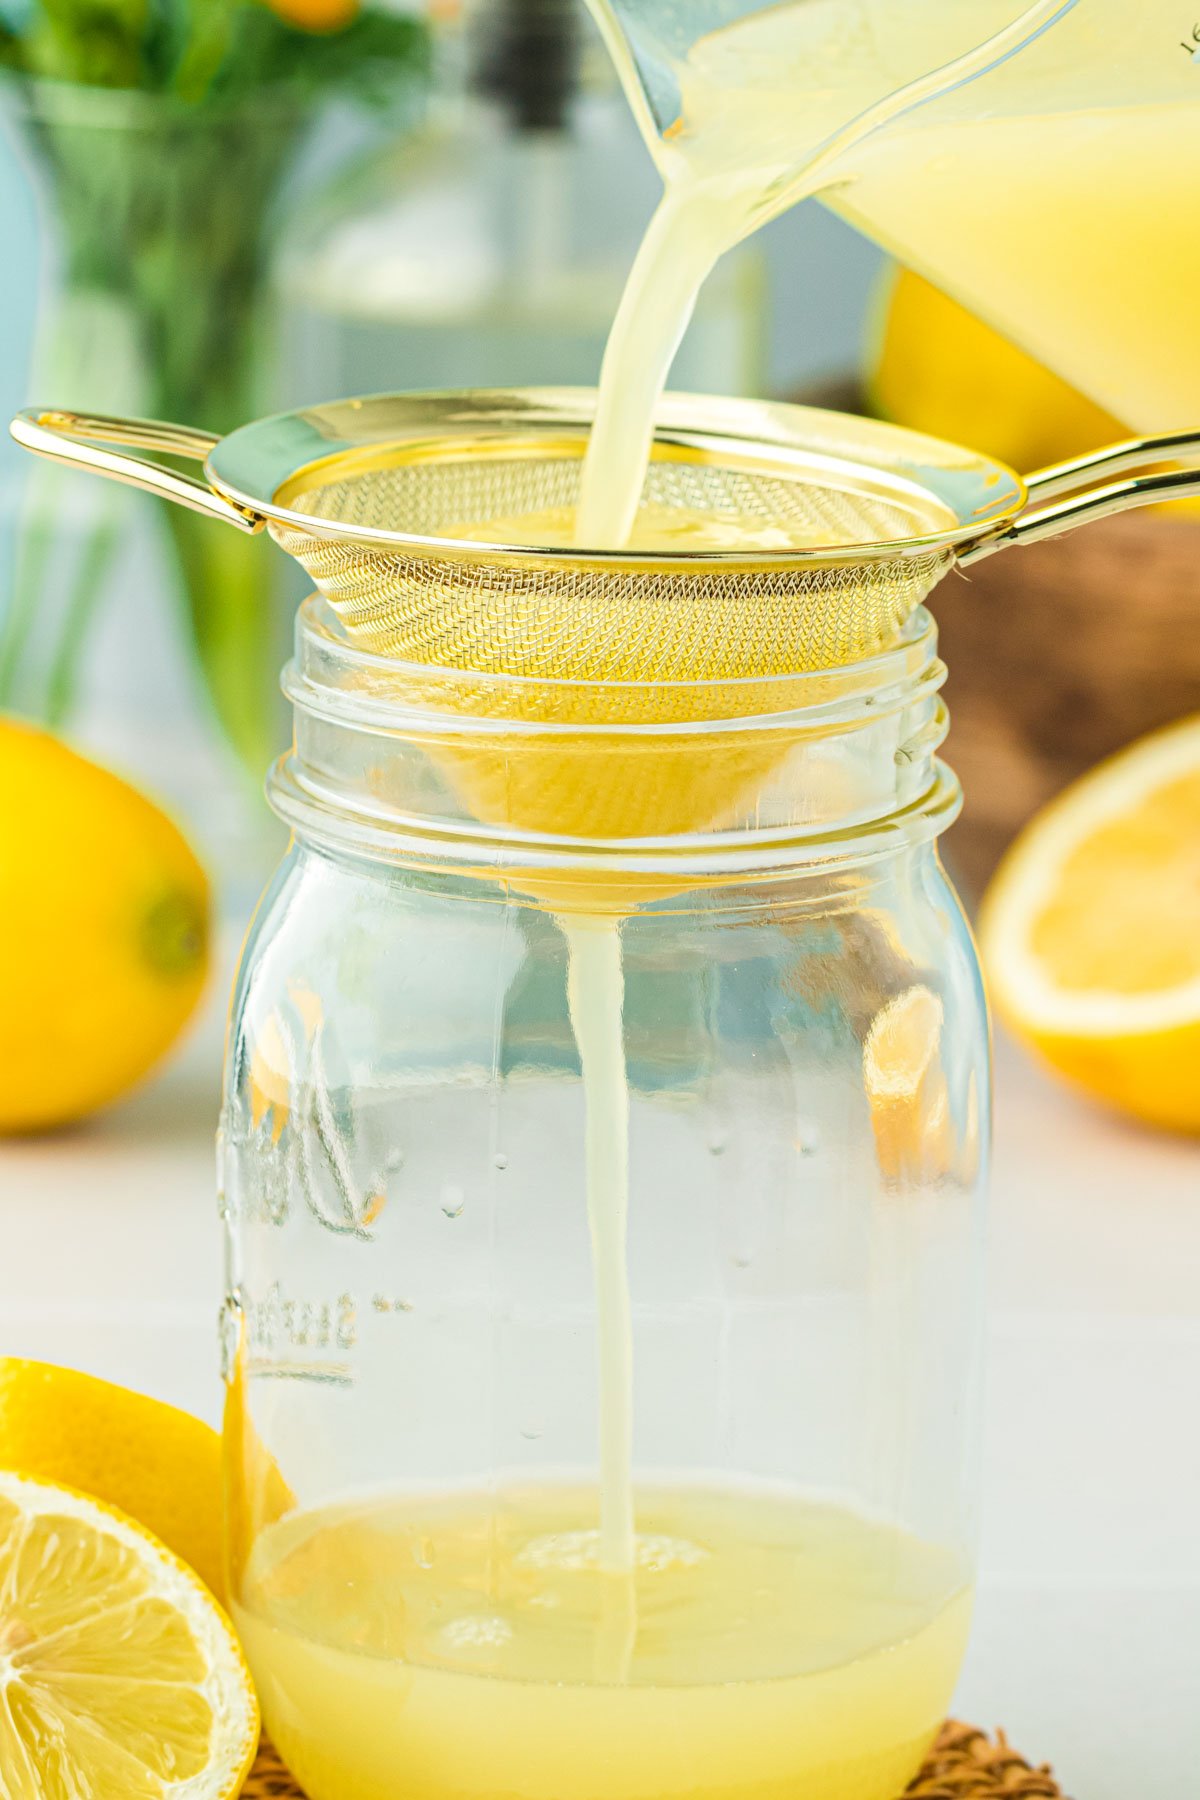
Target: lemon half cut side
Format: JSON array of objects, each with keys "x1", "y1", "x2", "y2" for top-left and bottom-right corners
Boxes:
[
  {"x1": 0, "y1": 1470, "x2": 259, "y2": 1800},
  {"x1": 980, "y1": 715, "x2": 1200, "y2": 1132}
]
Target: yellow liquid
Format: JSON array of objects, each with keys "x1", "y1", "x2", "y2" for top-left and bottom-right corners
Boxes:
[
  {"x1": 835, "y1": 98, "x2": 1200, "y2": 433},
  {"x1": 563, "y1": 915, "x2": 635, "y2": 1579},
  {"x1": 457, "y1": 500, "x2": 836, "y2": 553},
  {"x1": 581, "y1": 0, "x2": 1198, "y2": 546},
  {"x1": 235, "y1": 1482, "x2": 972, "y2": 1800}
]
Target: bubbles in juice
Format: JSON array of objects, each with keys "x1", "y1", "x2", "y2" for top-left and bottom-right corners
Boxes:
[
  {"x1": 454, "y1": 500, "x2": 836, "y2": 552},
  {"x1": 235, "y1": 1481, "x2": 972, "y2": 1800}
]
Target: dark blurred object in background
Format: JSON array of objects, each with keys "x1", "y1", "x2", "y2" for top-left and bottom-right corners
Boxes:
[
  {"x1": 278, "y1": 0, "x2": 766, "y2": 401},
  {"x1": 474, "y1": 0, "x2": 582, "y2": 132},
  {"x1": 937, "y1": 512, "x2": 1200, "y2": 900}
]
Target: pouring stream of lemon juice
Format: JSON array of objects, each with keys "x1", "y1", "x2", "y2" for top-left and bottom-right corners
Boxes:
[
  {"x1": 582, "y1": 0, "x2": 1200, "y2": 544},
  {"x1": 577, "y1": 0, "x2": 1081, "y2": 547},
  {"x1": 545, "y1": 0, "x2": 1074, "y2": 1643}
]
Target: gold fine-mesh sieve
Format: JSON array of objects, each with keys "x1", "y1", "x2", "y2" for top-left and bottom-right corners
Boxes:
[{"x1": 12, "y1": 390, "x2": 1200, "y2": 855}]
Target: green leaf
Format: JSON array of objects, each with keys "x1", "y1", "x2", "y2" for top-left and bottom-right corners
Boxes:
[
  {"x1": 205, "y1": 6, "x2": 430, "y2": 106},
  {"x1": 167, "y1": 0, "x2": 237, "y2": 102},
  {"x1": 163, "y1": 503, "x2": 284, "y2": 776},
  {"x1": 1, "y1": 1, "x2": 429, "y2": 96},
  {"x1": 12, "y1": 1, "x2": 147, "y2": 85}
]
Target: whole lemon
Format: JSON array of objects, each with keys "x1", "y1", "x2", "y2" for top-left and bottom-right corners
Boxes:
[
  {"x1": 0, "y1": 718, "x2": 209, "y2": 1131},
  {"x1": 869, "y1": 266, "x2": 1122, "y2": 472},
  {"x1": 0, "y1": 1358, "x2": 224, "y2": 1596}
]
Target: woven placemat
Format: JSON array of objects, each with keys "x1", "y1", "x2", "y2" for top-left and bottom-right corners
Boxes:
[{"x1": 244, "y1": 1721, "x2": 1064, "y2": 1799}]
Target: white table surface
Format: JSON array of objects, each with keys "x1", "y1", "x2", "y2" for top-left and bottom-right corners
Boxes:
[{"x1": 2, "y1": 984, "x2": 1197, "y2": 1800}]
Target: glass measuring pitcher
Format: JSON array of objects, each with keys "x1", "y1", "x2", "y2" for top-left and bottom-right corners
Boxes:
[{"x1": 589, "y1": 0, "x2": 1200, "y2": 431}]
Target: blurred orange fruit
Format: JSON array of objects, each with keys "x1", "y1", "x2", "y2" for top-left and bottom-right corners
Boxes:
[
  {"x1": 224, "y1": 1320, "x2": 296, "y2": 1595},
  {"x1": 262, "y1": 0, "x2": 359, "y2": 30},
  {"x1": 863, "y1": 984, "x2": 954, "y2": 1182}
]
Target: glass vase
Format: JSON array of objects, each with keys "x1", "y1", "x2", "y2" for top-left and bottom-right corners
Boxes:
[{"x1": 0, "y1": 77, "x2": 309, "y2": 891}]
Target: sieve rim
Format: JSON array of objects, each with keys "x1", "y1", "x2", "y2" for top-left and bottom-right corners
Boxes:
[{"x1": 205, "y1": 387, "x2": 1027, "y2": 565}]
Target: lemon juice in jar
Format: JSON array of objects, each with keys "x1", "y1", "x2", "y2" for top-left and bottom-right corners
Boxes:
[
  {"x1": 221, "y1": 554, "x2": 989, "y2": 1796},
  {"x1": 234, "y1": 1482, "x2": 971, "y2": 1800},
  {"x1": 227, "y1": 495, "x2": 979, "y2": 1800}
]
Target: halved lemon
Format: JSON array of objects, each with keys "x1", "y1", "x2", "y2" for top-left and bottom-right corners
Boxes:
[
  {"x1": 979, "y1": 716, "x2": 1200, "y2": 1133},
  {"x1": 0, "y1": 1471, "x2": 259, "y2": 1799}
]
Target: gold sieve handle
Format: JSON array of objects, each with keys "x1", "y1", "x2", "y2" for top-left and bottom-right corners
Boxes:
[
  {"x1": 8, "y1": 409, "x2": 265, "y2": 534},
  {"x1": 960, "y1": 428, "x2": 1200, "y2": 565}
]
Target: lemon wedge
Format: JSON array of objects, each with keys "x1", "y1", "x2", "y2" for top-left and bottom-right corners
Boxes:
[
  {"x1": 0, "y1": 1471, "x2": 258, "y2": 1800},
  {"x1": 980, "y1": 716, "x2": 1200, "y2": 1132}
]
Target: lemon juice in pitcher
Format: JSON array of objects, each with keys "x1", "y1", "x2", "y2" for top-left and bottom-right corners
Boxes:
[
  {"x1": 578, "y1": 0, "x2": 1079, "y2": 544},
  {"x1": 579, "y1": 0, "x2": 1200, "y2": 546},
  {"x1": 831, "y1": 6, "x2": 1200, "y2": 431}
]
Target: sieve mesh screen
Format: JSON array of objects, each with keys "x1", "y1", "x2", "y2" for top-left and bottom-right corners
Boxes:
[{"x1": 269, "y1": 445, "x2": 957, "y2": 707}]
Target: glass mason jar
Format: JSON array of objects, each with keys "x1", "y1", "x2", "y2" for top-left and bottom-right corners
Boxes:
[{"x1": 220, "y1": 593, "x2": 989, "y2": 1800}]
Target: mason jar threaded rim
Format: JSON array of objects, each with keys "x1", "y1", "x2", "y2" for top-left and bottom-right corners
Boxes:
[{"x1": 268, "y1": 595, "x2": 961, "y2": 882}]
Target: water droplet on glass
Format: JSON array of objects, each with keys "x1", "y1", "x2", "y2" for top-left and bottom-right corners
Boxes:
[
  {"x1": 385, "y1": 1148, "x2": 405, "y2": 1173},
  {"x1": 413, "y1": 1535, "x2": 435, "y2": 1571},
  {"x1": 732, "y1": 1251, "x2": 753, "y2": 1270},
  {"x1": 800, "y1": 1128, "x2": 820, "y2": 1159},
  {"x1": 492, "y1": 1152, "x2": 509, "y2": 1172},
  {"x1": 440, "y1": 1184, "x2": 466, "y2": 1219},
  {"x1": 707, "y1": 1130, "x2": 728, "y2": 1156},
  {"x1": 520, "y1": 1421, "x2": 544, "y2": 1442}
]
